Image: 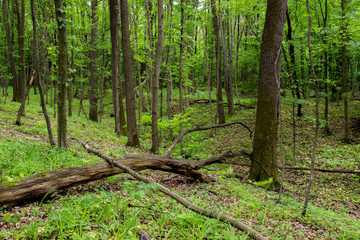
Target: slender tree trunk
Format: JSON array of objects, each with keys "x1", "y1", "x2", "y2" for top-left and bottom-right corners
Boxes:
[
  {"x1": 322, "y1": 0, "x2": 330, "y2": 134},
  {"x1": 151, "y1": 0, "x2": 164, "y2": 153},
  {"x1": 68, "y1": 6, "x2": 75, "y2": 117},
  {"x1": 89, "y1": 0, "x2": 99, "y2": 122},
  {"x1": 200, "y1": 18, "x2": 214, "y2": 126},
  {"x1": 109, "y1": 0, "x2": 125, "y2": 137},
  {"x1": 341, "y1": 0, "x2": 351, "y2": 142},
  {"x1": 211, "y1": 0, "x2": 225, "y2": 124},
  {"x1": 302, "y1": 0, "x2": 320, "y2": 216},
  {"x1": 31, "y1": 0, "x2": 55, "y2": 145},
  {"x1": 220, "y1": 15, "x2": 234, "y2": 115},
  {"x1": 145, "y1": 0, "x2": 153, "y2": 111},
  {"x1": 286, "y1": 8, "x2": 302, "y2": 117},
  {"x1": 2, "y1": 0, "x2": 18, "y2": 101},
  {"x1": 55, "y1": 0, "x2": 68, "y2": 148},
  {"x1": 249, "y1": 0, "x2": 287, "y2": 187},
  {"x1": 15, "y1": 0, "x2": 26, "y2": 103},
  {"x1": 119, "y1": 0, "x2": 140, "y2": 147}
]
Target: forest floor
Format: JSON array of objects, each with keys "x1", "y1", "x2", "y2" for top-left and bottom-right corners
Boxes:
[{"x1": 0, "y1": 88, "x2": 359, "y2": 239}]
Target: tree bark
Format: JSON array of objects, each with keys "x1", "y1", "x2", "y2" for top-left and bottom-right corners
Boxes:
[
  {"x1": 109, "y1": 0, "x2": 126, "y2": 137},
  {"x1": 89, "y1": 0, "x2": 99, "y2": 122},
  {"x1": 249, "y1": 0, "x2": 287, "y2": 187},
  {"x1": 302, "y1": 0, "x2": 320, "y2": 216},
  {"x1": 210, "y1": 0, "x2": 225, "y2": 124},
  {"x1": 151, "y1": 0, "x2": 164, "y2": 153},
  {"x1": 14, "y1": 0, "x2": 26, "y2": 103},
  {"x1": 341, "y1": 0, "x2": 351, "y2": 142},
  {"x1": 285, "y1": 8, "x2": 302, "y2": 117},
  {"x1": 55, "y1": 0, "x2": 68, "y2": 148},
  {"x1": 2, "y1": 0, "x2": 18, "y2": 101},
  {"x1": 119, "y1": 0, "x2": 140, "y2": 147}
]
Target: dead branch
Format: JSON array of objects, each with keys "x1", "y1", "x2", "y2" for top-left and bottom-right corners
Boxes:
[
  {"x1": 162, "y1": 121, "x2": 253, "y2": 158},
  {"x1": 228, "y1": 162, "x2": 360, "y2": 175},
  {"x1": 81, "y1": 142, "x2": 268, "y2": 240}
]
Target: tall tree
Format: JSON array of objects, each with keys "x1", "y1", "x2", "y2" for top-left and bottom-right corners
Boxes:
[
  {"x1": 15, "y1": 0, "x2": 26, "y2": 102},
  {"x1": 55, "y1": 0, "x2": 68, "y2": 148},
  {"x1": 89, "y1": 0, "x2": 99, "y2": 122},
  {"x1": 341, "y1": 0, "x2": 351, "y2": 142},
  {"x1": 2, "y1": 0, "x2": 18, "y2": 101},
  {"x1": 285, "y1": 7, "x2": 302, "y2": 117},
  {"x1": 249, "y1": 0, "x2": 287, "y2": 187},
  {"x1": 31, "y1": 0, "x2": 55, "y2": 145},
  {"x1": 151, "y1": 0, "x2": 165, "y2": 153},
  {"x1": 119, "y1": 0, "x2": 140, "y2": 147},
  {"x1": 302, "y1": 0, "x2": 320, "y2": 216},
  {"x1": 109, "y1": 0, "x2": 126, "y2": 137},
  {"x1": 211, "y1": 0, "x2": 225, "y2": 124}
]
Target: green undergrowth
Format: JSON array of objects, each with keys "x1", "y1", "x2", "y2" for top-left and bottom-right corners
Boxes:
[{"x1": 0, "y1": 88, "x2": 360, "y2": 239}]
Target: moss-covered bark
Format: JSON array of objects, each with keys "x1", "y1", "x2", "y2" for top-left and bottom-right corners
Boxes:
[{"x1": 249, "y1": 0, "x2": 287, "y2": 188}]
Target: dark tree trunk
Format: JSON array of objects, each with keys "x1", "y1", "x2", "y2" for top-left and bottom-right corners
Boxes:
[
  {"x1": 211, "y1": 0, "x2": 225, "y2": 124},
  {"x1": 286, "y1": 8, "x2": 302, "y2": 117},
  {"x1": 249, "y1": 0, "x2": 287, "y2": 187},
  {"x1": 2, "y1": 0, "x2": 18, "y2": 101},
  {"x1": 322, "y1": 0, "x2": 330, "y2": 134},
  {"x1": 119, "y1": 0, "x2": 140, "y2": 147},
  {"x1": 89, "y1": 0, "x2": 99, "y2": 122},
  {"x1": 68, "y1": 8, "x2": 75, "y2": 117},
  {"x1": 220, "y1": 16, "x2": 234, "y2": 115},
  {"x1": 341, "y1": 0, "x2": 351, "y2": 142},
  {"x1": 30, "y1": 0, "x2": 55, "y2": 145},
  {"x1": 109, "y1": 0, "x2": 126, "y2": 137},
  {"x1": 14, "y1": 0, "x2": 26, "y2": 103},
  {"x1": 55, "y1": 0, "x2": 68, "y2": 148},
  {"x1": 151, "y1": 0, "x2": 164, "y2": 153}
]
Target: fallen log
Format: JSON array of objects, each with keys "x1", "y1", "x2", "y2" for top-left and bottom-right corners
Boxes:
[
  {"x1": 81, "y1": 142, "x2": 268, "y2": 240},
  {"x1": 0, "y1": 150, "x2": 249, "y2": 206}
]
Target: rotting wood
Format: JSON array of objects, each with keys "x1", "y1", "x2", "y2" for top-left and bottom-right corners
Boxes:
[{"x1": 80, "y1": 141, "x2": 268, "y2": 240}]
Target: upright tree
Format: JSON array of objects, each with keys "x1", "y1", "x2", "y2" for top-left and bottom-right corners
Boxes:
[
  {"x1": 2, "y1": 0, "x2": 18, "y2": 101},
  {"x1": 341, "y1": 0, "x2": 351, "y2": 142},
  {"x1": 15, "y1": 0, "x2": 26, "y2": 102},
  {"x1": 119, "y1": 0, "x2": 140, "y2": 147},
  {"x1": 211, "y1": 0, "x2": 225, "y2": 124},
  {"x1": 249, "y1": 0, "x2": 287, "y2": 187},
  {"x1": 151, "y1": 0, "x2": 165, "y2": 153},
  {"x1": 109, "y1": 0, "x2": 126, "y2": 137},
  {"x1": 55, "y1": 0, "x2": 68, "y2": 148},
  {"x1": 89, "y1": 0, "x2": 99, "y2": 122},
  {"x1": 31, "y1": 0, "x2": 55, "y2": 145}
]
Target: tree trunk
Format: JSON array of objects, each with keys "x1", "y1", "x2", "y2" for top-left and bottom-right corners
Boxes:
[
  {"x1": 15, "y1": 0, "x2": 26, "y2": 103},
  {"x1": 341, "y1": 0, "x2": 351, "y2": 142},
  {"x1": 89, "y1": 0, "x2": 99, "y2": 122},
  {"x1": 151, "y1": 0, "x2": 164, "y2": 153},
  {"x1": 55, "y1": 0, "x2": 68, "y2": 149},
  {"x1": 119, "y1": 0, "x2": 140, "y2": 147},
  {"x1": 109, "y1": 0, "x2": 126, "y2": 137},
  {"x1": 286, "y1": 8, "x2": 302, "y2": 117},
  {"x1": 302, "y1": 0, "x2": 320, "y2": 216},
  {"x1": 30, "y1": 0, "x2": 55, "y2": 145},
  {"x1": 211, "y1": 0, "x2": 225, "y2": 124},
  {"x1": 2, "y1": 0, "x2": 18, "y2": 101},
  {"x1": 68, "y1": 7, "x2": 75, "y2": 117},
  {"x1": 249, "y1": 0, "x2": 287, "y2": 188},
  {"x1": 220, "y1": 16, "x2": 234, "y2": 115}
]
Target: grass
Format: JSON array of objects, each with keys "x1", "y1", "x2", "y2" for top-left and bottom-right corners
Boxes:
[{"x1": 0, "y1": 87, "x2": 360, "y2": 239}]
